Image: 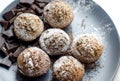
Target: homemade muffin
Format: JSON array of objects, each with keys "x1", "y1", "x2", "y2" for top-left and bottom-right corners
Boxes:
[
  {"x1": 43, "y1": 0, "x2": 74, "y2": 28},
  {"x1": 17, "y1": 47, "x2": 51, "y2": 77},
  {"x1": 39, "y1": 28, "x2": 70, "y2": 55},
  {"x1": 14, "y1": 13, "x2": 44, "y2": 42},
  {"x1": 53, "y1": 56, "x2": 85, "y2": 81},
  {"x1": 71, "y1": 34, "x2": 103, "y2": 63}
]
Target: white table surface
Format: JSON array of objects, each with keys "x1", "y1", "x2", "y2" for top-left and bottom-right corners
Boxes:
[{"x1": 0, "y1": 0, "x2": 120, "y2": 81}]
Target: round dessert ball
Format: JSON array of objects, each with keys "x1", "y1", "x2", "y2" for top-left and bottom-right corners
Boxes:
[
  {"x1": 71, "y1": 34, "x2": 103, "y2": 63},
  {"x1": 39, "y1": 28, "x2": 70, "y2": 55},
  {"x1": 43, "y1": 0, "x2": 74, "y2": 28},
  {"x1": 14, "y1": 13, "x2": 44, "y2": 42},
  {"x1": 53, "y1": 56, "x2": 85, "y2": 81},
  {"x1": 17, "y1": 47, "x2": 51, "y2": 77}
]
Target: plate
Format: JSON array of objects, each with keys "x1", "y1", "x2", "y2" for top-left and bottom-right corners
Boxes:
[{"x1": 0, "y1": 0, "x2": 120, "y2": 81}]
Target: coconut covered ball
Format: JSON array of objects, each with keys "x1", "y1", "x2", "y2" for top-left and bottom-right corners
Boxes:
[
  {"x1": 71, "y1": 34, "x2": 104, "y2": 63},
  {"x1": 53, "y1": 56, "x2": 85, "y2": 81},
  {"x1": 39, "y1": 28, "x2": 70, "y2": 55},
  {"x1": 14, "y1": 13, "x2": 44, "y2": 42},
  {"x1": 17, "y1": 47, "x2": 51, "y2": 77},
  {"x1": 43, "y1": 0, "x2": 74, "y2": 28}
]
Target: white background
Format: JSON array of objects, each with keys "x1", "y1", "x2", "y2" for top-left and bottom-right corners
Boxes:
[{"x1": 0, "y1": 0, "x2": 120, "y2": 81}]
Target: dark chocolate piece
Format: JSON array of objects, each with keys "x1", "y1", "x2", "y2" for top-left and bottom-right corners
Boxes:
[
  {"x1": 0, "y1": 34, "x2": 5, "y2": 48},
  {"x1": 0, "y1": 55, "x2": 12, "y2": 68},
  {"x1": 5, "y1": 42, "x2": 19, "y2": 51},
  {"x1": 35, "y1": 3, "x2": 46, "y2": 9},
  {"x1": 14, "y1": 7, "x2": 27, "y2": 14},
  {"x1": 0, "y1": 20, "x2": 10, "y2": 30},
  {"x1": 35, "y1": 6, "x2": 43, "y2": 15},
  {"x1": 9, "y1": 17, "x2": 16, "y2": 25},
  {"x1": 9, "y1": 46, "x2": 25, "y2": 63},
  {"x1": 2, "y1": 25, "x2": 14, "y2": 38},
  {"x1": 13, "y1": 46, "x2": 25, "y2": 57},
  {"x1": 1, "y1": 45, "x2": 9, "y2": 56},
  {"x1": 20, "y1": 0, "x2": 35, "y2": 5},
  {"x1": 31, "y1": 4, "x2": 43, "y2": 15},
  {"x1": 31, "y1": 4, "x2": 38, "y2": 10},
  {"x1": 25, "y1": 9, "x2": 35, "y2": 14},
  {"x1": 35, "y1": 0, "x2": 51, "y2": 3},
  {"x1": 2, "y1": 10, "x2": 15, "y2": 21},
  {"x1": 16, "y1": 4, "x2": 24, "y2": 9}
]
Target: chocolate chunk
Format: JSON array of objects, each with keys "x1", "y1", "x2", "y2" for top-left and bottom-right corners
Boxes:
[
  {"x1": 9, "y1": 46, "x2": 25, "y2": 63},
  {"x1": 1, "y1": 44, "x2": 9, "y2": 56},
  {"x1": 25, "y1": 9, "x2": 35, "y2": 14},
  {"x1": 0, "y1": 34, "x2": 5, "y2": 48},
  {"x1": 31, "y1": 4, "x2": 43, "y2": 15},
  {"x1": 13, "y1": 7, "x2": 27, "y2": 14},
  {"x1": 3, "y1": 10, "x2": 15, "y2": 21},
  {"x1": 0, "y1": 55, "x2": 12, "y2": 68},
  {"x1": 31, "y1": 4, "x2": 38, "y2": 10},
  {"x1": 35, "y1": 0, "x2": 51, "y2": 3},
  {"x1": 20, "y1": 0, "x2": 35, "y2": 5},
  {"x1": 35, "y1": 6, "x2": 43, "y2": 15},
  {"x1": 0, "y1": 20, "x2": 10, "y2": 30},
  {"x1": 2, "y1": 25, "x2": 14, "y2": 38},
  {"x1": 16, "y1": 4, "x2": 24, "y2": 9},
  {"x1": 35, "y1": 3, "x2": 46, "y2": 9},
  {"x1": 5, "y1": 42, "x2": 19, "y2": 51},
  {"x1": 13, "y1": 46, "x2": 25, "y2": 57},
  {"x1": 9, "y1": 17, "x2": 16, "y2": 25}
]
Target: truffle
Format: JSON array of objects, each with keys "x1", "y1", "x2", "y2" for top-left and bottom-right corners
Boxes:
[
  {"x1": 43, "y1": 0, "x2": 74, "y2": 28},
  {"x1": 17, "y1": 47, "x2": 51, "y2": 77},
  {"x1": 53, "y1": 56, "x2": 85, "y2": 81},
  {"x1": 39, "y1": 28, "x2": 70, "y2": 55},
  {"x1": 14, "y1": 13, "x2": 44, "y2": 41},
  {"x1": 71, "y1": 34, "x2": 103, "y2": 63}
]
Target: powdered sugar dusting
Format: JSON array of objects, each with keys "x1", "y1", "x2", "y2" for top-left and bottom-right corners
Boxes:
[
  {"x1": 17, "y1": 47, "x2": 51, "y2": 77},
  {"x1": 53, "y1": 56, "x2": 85, "y2": 81}
]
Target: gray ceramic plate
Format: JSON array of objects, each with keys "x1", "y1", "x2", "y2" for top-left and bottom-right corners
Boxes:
[{"x1": 0, "y1": 0, "x2": 120, "y2": 81}]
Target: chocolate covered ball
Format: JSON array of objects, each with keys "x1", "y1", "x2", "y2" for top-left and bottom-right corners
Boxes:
[
  {"x1": 71, "y1": 34, "x2": 103, "y2": 63},
  {"x1": 14, "y1": 13, "x2": 44, "y2": 42},
  {"x1": 53, "y1": 56, "x2": 85, "y2": 81},
  {"x1": 39, "y1": 28, "x2": 70, "y2": 55},
  {"x1": 43, "y1": 0, "x2": 74, "y2": 28},
  {"x1": 17, "y1": 47, "x2": 51, "y2": 77}
]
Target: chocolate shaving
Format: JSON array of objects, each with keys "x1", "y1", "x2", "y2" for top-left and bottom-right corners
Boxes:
[{"x1": 0, "y1": 55, "x2": 12, "y2": 68}]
